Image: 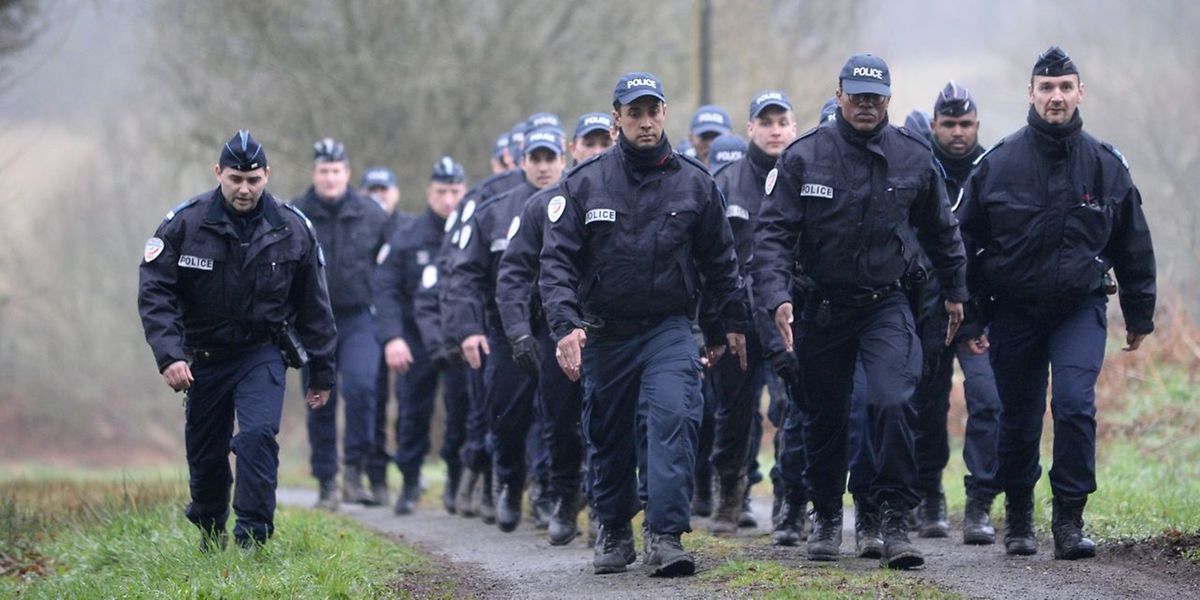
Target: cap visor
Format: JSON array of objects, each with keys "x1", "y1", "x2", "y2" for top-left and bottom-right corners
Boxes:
[
  {"x1": 841, "y1": 80, "x2": 891, "y2": 96},
  {"x1": 691, "y1": 124, "x2": 730, "y2": 136},
  {"x1": 751, "y1": 101, "x2": 793, "y2": 118},
  {"x1": 524, "y1": 141, "x2": 563, "y2": 156},
  {"x1": 574, "y1": 125, "x2": 610, "y2": 138},
  {"x1": 615, "y1": 90, "x2": 666, "y2": 106}
]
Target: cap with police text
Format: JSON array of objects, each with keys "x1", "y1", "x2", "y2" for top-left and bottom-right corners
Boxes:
[
  {"x1": 613, "y1": 71, "x2": 666, "y2": 105},
  {"x1": 690, "y1": 105, "x2": 732, "y2": 136},
  {"x1": 1032, "y1": 45, "x2": 1078, "y2": 77},
  {"x1": 493, "y1": 133, "x2": 510, "y2": 159},
  {"x1": 526, "y1": 112, "x2": 562, "y2": 130},
  {"x1": 313, "y1": 137, "x2": 348, "y2": 162},
  {"x1": 361, "y1": 167, "x2": 396, "y2": 189},
  {"x1": 430, "y1": 156, "x2": 465, "y2": 184},
  {"x1": 749, "y1": 90, "x2": 793, "y2": 120},
  {"x1": 934, "y1": 80, "x2": 977, "y2": 117},
  {"x1": 574, "y1": 112, "x2": 613, "y2": 139},
  {"x1": 219, "y1": 129, "x2": 267, "y2": 171},
  {"x1": 839, "y1": 53, "x2": 891, "y2": 96},
  {"x1": 523, "y1": 126, "x2": 565, "y2": 156},
  {"x1": 819, "y1": 97, "x2": 838, "y2": 124},
  {"x1": 507, "y1": 120, "x2": 526, "y2": 163},
  {"x1": 708, "y1": 133, "x2": 747, "y2": 171}
]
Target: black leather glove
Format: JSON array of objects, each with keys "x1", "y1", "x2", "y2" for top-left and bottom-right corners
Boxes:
[
  {"x1": 511, "y1": 335, "x2": 541, "y2": 377},
  {"x1": 768, "y1": 350, "x2": 800, "y2": 386}
]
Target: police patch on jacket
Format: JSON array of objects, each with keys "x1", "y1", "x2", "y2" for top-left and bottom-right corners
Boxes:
[
  {"x1": 800, "y1": 183, "x2": 834, "y2": 199},
  {"x1": 458, "y1": 224, "x2": 472, "y2": 249},
  {"x1": 725, "y1": 205, "x2": 750, "y2": 220},
  {"x1": 375, "y1": 243, "x2": 391, "y2": 265},
  {"x1": 765, "y1": 168, "x2": 778, "y2": 195},
  {"x1": 444, "y1": 209, "x2": 459, "y2": 232},
  {"x1": 585, "y1": 208, "x2": 616, "y2": 224},
  {"x1": 547, "y1": 195, "x2": 566, "y2": 223},
  {"x1": 506, "y1": 216, "x2": 521, "y2": 240},
  {"x1": 490, "y1": 238, "x2": 509, "y2": 252},
  {"x1": 416, "y1": 250, "x2": 430, "y2": 266},
  {"x1": 461, "y1": 199, "x2": 476, "y2": 222},
  {"x1": 178, "y1": 255, "x2": 214, "y2": 271},
  {"x1": 143, "y1": 237, "x2": 164, "y2": 263}
]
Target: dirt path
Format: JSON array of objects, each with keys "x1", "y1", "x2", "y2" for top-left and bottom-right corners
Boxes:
[{"x1": 278, "y1": 488, "x2": 1199, "y2": 599}]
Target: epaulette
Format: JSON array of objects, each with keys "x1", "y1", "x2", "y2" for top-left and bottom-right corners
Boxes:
[
  {"x1": 897, "y1": 126, "x2": 932, "y2": 149},
  {"x1": 282, "y1": 202, "x2": 317, "y2": 235},
  {"x1": 675, "y1": 150, "x2": 710, "y2": 174},
  {"x1": 162, "y1": 197, "x2": 199, "y2": 222},
  {"x1": 1101, "y1": 142, "x2": 1131, "y2": 170},
  {"x1": 972, "y1": 138, "x2": 1006, "y2": 167}
]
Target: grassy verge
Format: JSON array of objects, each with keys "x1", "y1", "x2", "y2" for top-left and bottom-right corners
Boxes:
[{"x1": 0, "y1": 478, "x2": 449, "y2": 599}]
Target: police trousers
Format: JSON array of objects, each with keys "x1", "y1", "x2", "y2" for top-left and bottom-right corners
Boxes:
[
  {"x1": 306, "y1": 309, "x2": 380, "y2": 481},
  {"x1": 537, "y1": 327, "x2": 585, "y2": 501},
  {"x1": 184, "y1": 345, "x2": 285, "y2": 543},
  {"x1": 485, "y1": 335, "x2": 539, "y2": 489},
  {"x1": 795, "y1": 292, "x2": 922, "y2": 509},
  {"x1": 581, "y1": 315, "x2": 702, "y2": 534},
  {"x1": 989, "y1": 295, "x2": 1107, "y2": 498}
]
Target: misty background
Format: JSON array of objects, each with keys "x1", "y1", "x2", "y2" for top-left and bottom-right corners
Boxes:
[{"x1": 0, "y1": 0, "x2": 1196, "y2": 465}]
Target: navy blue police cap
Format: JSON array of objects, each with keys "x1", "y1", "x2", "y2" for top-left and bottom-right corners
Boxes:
[
  {"x1": 219, "y1": 129, "x2": 267, "y2": 171},
  {"x1": 523, "y1": 126, "x2": 565, "y2": 156},
  {"x1": 1032, "y1": 45, "x2": 1078, "y2": 77},
  {"x1": 361, "y1": 167, "x2": 396, "y2": 189},
  {"x1": 708, "y1": 133, "x2": 747, "y2": 171},
  {"x1": 934, "y1": 80, "x2": 977, "y2": 117},
  {"x1": 613, "y1": 71, "x2": 666, "y2": 106},
  {"x1": 313, "y1": 137, "x2": 348, "y2": 162},
  {"x1": 574, "y1": 112, "x2": 613, "y2": 139},
  {"x1": 493, "y1": 132, "x2": 510, "y2": 159},
  {"x1": 526, "y1": 112, "x2": 562, "y2": 130},
  {"x1": 430, "y1": 156, "x2": 466, "y2": 184},
  {"x1": 749, "y1": 90, "x2": 793, "y2": 120},
  {"x1": 819, "y1": 96, "x2": 838, "y2": 124},
  {"x1": 507, "y1": 120, "x2": 526, "y2": 163},
  {"x1": 839, "y1": 53, "x2": 891, "y2": 96},
  {"x1": 904, "y1": 110, "x2": 933, "y2": 141},
  {"x1": 690, "y1": 105, "x2": 732, "y2": 136}
]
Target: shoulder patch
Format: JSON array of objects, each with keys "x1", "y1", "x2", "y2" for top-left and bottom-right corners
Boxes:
[
  {"x1": 458, "y1": 224, "x2": 472, "y2": 249},
  {"x1": 506, "y1": 216, "x2": 521, "y2": 240},
  {"x1": 375, "y1": 243, "x2": 391, "y2": 265},
  {"x1": 420, "y1": 265, "x2": 438, "y2": 289},
  {"x1": 726, "y1": 204, "x2": 750, "y2": 220},
  {"x1": 163, "y1": 197, "x2": 199, "y2": 222},
  {"x1": 765, "y1": 168, "x2": 779, "y2": 195},
  {"x1": 444, "y1": 209, "x2": 459, "y2": 232},
  {"x1": 143, "y1": 237, "x2": 165, "y2": 262},
  {"x1": 972, "y1": 138, "x2": 1006, "y2": 167},
  {"x1": 547, "y1": 195, "x2": 566, "y2": 223},
  {"x1": 1102, "y1": 142, "x2": 1131, "y2": 170},
  {"x1": 461, "y1": 199, "x2": 477, "y2": 222}
]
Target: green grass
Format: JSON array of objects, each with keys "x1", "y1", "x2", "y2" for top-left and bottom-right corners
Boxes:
[
  {"x1": 701, "y1": 558, "x2": 957, "y2": 599},
  {"x1": 0, "y1": 478, "x2": 447, "y2": 599}
]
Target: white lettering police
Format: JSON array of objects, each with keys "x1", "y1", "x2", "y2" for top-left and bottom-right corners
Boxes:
[
  {"x1": 800, "y1": 183, "x2": 834, "y2": 199},
  {"x1": 526, "y1": 131, "x2": 558, "y2": 145},
  {"x1": 697, "y1": 112, "x2": 725, "y2": 124},
  {"x1": 627, "y1": 78, "x2": 657, "y2": 89},
  {"x1": 585, "y1": 208, "x2": 617, "y2": 224},
  {"x1": 755, "y1": 92, "x2": 783, "y2": 105},
  {"x1": 715, "y1": 150, "x2": 744, "y2": 163},
  {"x1": 178, "y1": 255, "x2": 214, "y2": 271},
  {"x1": 852, "y1": 67, "x2": 884, "y2": 80},
  {"x1": 584, "y1": 115, "x2": 610, "y2": 127}
]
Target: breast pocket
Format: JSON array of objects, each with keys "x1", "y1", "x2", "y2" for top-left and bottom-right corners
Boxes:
[
  {"x1": 257, "y1": 245, "x2": 300, "y2": 301},
  {"x1": 980, "y1": 183, "x2": 1041, "y2": 242},
  {"x1": 1063, "y1": 198, "x2": 1114, "y2": 252},
  {"x1": 655, "y1": 194, "x2": 700, "y2": 248}
]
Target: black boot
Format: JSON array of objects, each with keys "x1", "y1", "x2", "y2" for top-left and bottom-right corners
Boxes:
[
  {"x1": 496, "y1": 480, "x2": 522, "y2": 532},
  {"x1": 645, "y1": 531, "x2": 695, "y2": 577},
  {"x1": 806, "y1": 500, "x2": 843, "y2": 561},
  {"x1": 444, "y1": 463, "x2": 462, "y2": 514},
  {"x1": 342, "y1": 461, "x2": 370, "y2": 504},
  {"x1": 962, "y1": 494, "x2": 996, "y2": 545},
  {"x1": 593, "y1": 521, "x2": 637, "y2": 574},
  {"x1": 738, "y1": 486, "x2": 758, "y2": 528},
  {"x1": 394, "y1": 479, "x2": 421, "y2": 516},
  {"x1": 548, "y1": 488, "x2": 580, "y2": 545},
  {"x1": 708, "y1": 473, "x2": 744, "y2": 535},
  {"x1": 916, "y1": 487, "x2": 949, "y2": 538},
  {"x1": 1052, "y1": 495, "x2": 1095, "y2": 560},
  {"x1": 456, "y1": 467, "x2": 478, "y2": 518},
  {"x1": 529, "y1": 480, "x2": 554, "y2": 530},
  {"x1": 1004, "y1": 489, "x2": 1038, "y2": 556},
  {"x1": 880, "y1": 500, "x2": 924, "y2": 569},
  {"x1": 771, "y1": 482, "x2": 785, "y2": 528},
  {"x1": 366, "y1": 479, "x2": 388, "y2": 507},
  {"x1": 315, "y1": 478, "x2": 339, "y2": 511},
  {"x1": 478, "y1": 468, "x2": 496, "y2": 524},
  {"x1": 853, "y1": 494, "x2": 884, "y2": 559},
  {"x1": 772, "y1": 488, "x2": 806, "y2": 546},
  {"x1": 692, "y1": 472, "x2": 713, "y2": 518}
]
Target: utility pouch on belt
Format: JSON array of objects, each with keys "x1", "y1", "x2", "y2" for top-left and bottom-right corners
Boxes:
[{"x1": 272, "y1": 322, "x2": 309, "y2": 369}]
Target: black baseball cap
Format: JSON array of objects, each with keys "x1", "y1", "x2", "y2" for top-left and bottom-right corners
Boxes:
[
  {"x1": 749, "y1": 90, "x2": 792, "y2": 120},
  {"x1": 613, "y1": 71, "x2": 666, "y2": 105},
  {"x1": 839, "y1": 53, "x2": 891, "y2": 96}
]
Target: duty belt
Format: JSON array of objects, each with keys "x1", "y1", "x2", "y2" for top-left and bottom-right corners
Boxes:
[
  {"x1": 814, "y1": 281, "x2": 903, "y2": 308},
  {"x1": 583, "y1": 314, "x2": 676, "y2": 338},
  {"x1": 186, "y1": 340, "x2": 271, "y2": 364}
]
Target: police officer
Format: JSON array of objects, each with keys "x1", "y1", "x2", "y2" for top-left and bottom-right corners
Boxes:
[
  {"x1": 753, "y1": 54, "x2": 968, "y2": 569},
  {"x1": 958, "y1": 46, "x2": 1156, "y2": 560},
  {"x1": 707, "y1": 133, "x2": 747, "y2": 173},
  {"x1": 541, "y1": 72, "x2": 748, "y2": 577},
  {"x1": 374, "y1": 157, "x2": 471, "y2": 515},
  {"x1": 491, "y1": 132, "x2": 512, "y2": 174},
  {"x1": 705, "y1": 91, "x2": 796, "y2": 537},
  {"x1": 497, "y1": 113, "x2": 615, "y2": 545},
  {"x1": 292, "y1": 138, "x2": 391, "y2": 511},
  {"x1": 906, "y1": 81, "x2": 1002, "y2": 544},
  {"x1": 448, "y1": 126, "x2": 568, "y2": 533},
  {"x1": 688, "y1": 104, "x2": 733, "y2": 170},
  {"x1": 138, "y1": 130, "x2": 337, "y2": 549},
  {"x1": 362, "y1": 167, "x2": 402, "y2": 216}
]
